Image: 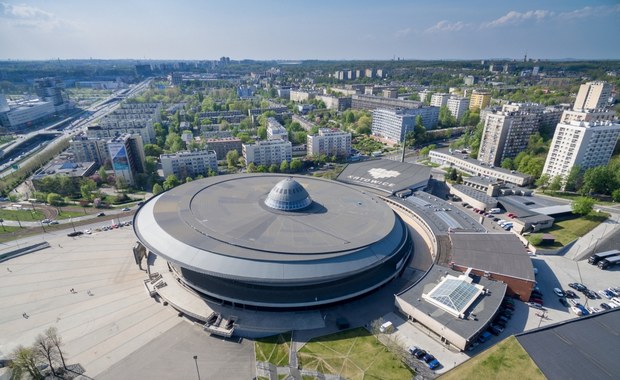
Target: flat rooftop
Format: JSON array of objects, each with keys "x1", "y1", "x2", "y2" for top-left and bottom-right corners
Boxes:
[
  {"x1": 449, "y1": 233, "x2": 535, "y2": 282},
  {"x1": 337, "y1": 159, "x2": 431, "y2": 194},
  {"x1": 397, "y1": 265, "x2": 506, "y2": 340},
  {"x1": 516, "y1": 309, "x2": 620, "y2": 380}
]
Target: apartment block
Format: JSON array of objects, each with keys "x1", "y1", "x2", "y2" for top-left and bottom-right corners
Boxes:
[
  {"x1": 542, "y1": 120, "x2": 620, "y2": 180},
  {"x1": 478, "y1": 110, "x2": 540, "y2": 166},
  {"x1": 573, "y1": 81, "x2": 612, "y2": 111},
  {"x1": 160, "y1": 149, "x2": 217, "y2": 179},
  {"x1": 371, "y1": 108, "x2": 440, "y2": 143},
  {"x1": 267, "y1": 117, "x2": 288, "y2": 141},
  {"x1": 469, "y1": 90, "x2": 491, "y2": 110},
  {"x1": 69, "y1": 135, "x2": 109, "y2": 166},
  {"x1": 204, "y1": 137, "x2": 242, "y2": 160},
  {"x1": 243, "y1": 139, "x2": 292, "y2": 167},
  {"x1": 430, "y1": 93, "x2": 451, "y2": 108},
  {"x1": 307, "y1": 128, "x2": 351, "y2": 158},
  {"x1": 447, "y1": 97, "x2": 470, "y2": 121}
]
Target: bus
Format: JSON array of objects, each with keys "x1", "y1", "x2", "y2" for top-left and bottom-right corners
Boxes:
[
  {"x1": 588, "y1": 250, "x2": 620, "y2": 265},
  {"x1": 598, "y1": 255, "x2": 620, "y2": 270}
]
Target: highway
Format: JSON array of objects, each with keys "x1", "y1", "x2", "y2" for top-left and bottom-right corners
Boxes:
[{"x1": 0, "y1": 79, "x2": 152, "y2": 179}]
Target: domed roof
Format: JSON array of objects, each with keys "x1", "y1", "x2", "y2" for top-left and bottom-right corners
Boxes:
[{"x1": 264, "y1": 177, "x2": 313, "y2": 211}]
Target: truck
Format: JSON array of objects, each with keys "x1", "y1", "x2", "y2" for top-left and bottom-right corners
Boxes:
[
  {"x1": 598, "y1": 255, "x2": 620, "y2": 270},
  {"x1": 379, "y1": 321, "x2": 393, "y2": 333},
  {"x1": 588, "y1": 249, "x2": 620, "y2": 265}
]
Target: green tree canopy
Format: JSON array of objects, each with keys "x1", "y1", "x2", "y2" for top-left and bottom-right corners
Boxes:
[
  {"x1": 163, "y1": 174, "x2": 180, "y2": 190},
  {"x1": 572, "y1": 196, "x2": 596, "y2": 215},
  {"x1": 152, "y1": 183, "x2": 164, "y2": 195}
]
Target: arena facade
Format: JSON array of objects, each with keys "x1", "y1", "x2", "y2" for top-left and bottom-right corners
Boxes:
[{"x1": 134, "y1": 174, "x2": 412, "y2": 309}]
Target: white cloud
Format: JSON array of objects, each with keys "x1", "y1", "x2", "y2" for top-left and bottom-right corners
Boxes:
[
  {"x1": 1, "y1": 2, "x2": 52, "y2": 20},
  {"x1": 425, "y1": 20, "x2": 470, "y2": 33},
  {"x1": 558, "y1": 5, "x2": 620, "y2": 20},
  {"x1": 0, "y1": 2, "x2": 79, "y2": 32},
  {"x1": 483, "y1": 10, "x2": 553, "y2": 28}
]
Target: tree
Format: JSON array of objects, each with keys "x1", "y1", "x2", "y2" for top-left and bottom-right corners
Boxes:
[
  {"x1": 612, "y1": 188, "x2": 620, "y2": 202},
  {"x1": 247, "y1": 162, "x2": 256, "y2": 173},
  {"x1": 115, "y1": 176, "x2": 128, "y2": 191},
  {"x1": 269, "y1": 163, "x2": 279, "y2": 173},
  {"x1": 257, "y1": 126, "x2": 267, "y2": 140},
  {"x1": 143, "y1": 144, "x2": 163, "y2": 157},
  {"x1": 572, "y1": 196, "x2": 596, "y2": 216},
  {"x1": 10, "y1": 345, "x2": 42, "y2": 380},
  {"x1": 438, "y1": 106, "x2": 457, "y2": 128},
  {"x1": 98, "y1": 166, "x2": 107, "y2": 180},
  {"x1": 280, "y1": 160, "x2": 289, "y2": 173},
  {"x1": 549, "y1": 175, "x2": 563, "y2": 192},
  {"x1": 47, "y1": 193, "x2": 62, "y2": 206},
  {"x1": 33, "y1": 333, "x2": 58, "y2": 377},
  {"x1": 80, "y1": 179, "x2": 97, "y2": 200},
  {"x1": 256, "y1": 164, "x2": 268, "y2": 173},
  {"x1": 501, "y1": 158, "x2": 515, "y2": 170},
  {"x1": 226, "y1": 150, "x2": 240, "y2": 171},
  {"x1": 564, "y1": 165, "x2": 583, "y2": 192},
  {"x1": 152, "y1": 183, "x2": 164, "y2": 195},
  {"x1": 535, "y1": 174, "x2": 550, "y2": 193},
  {"x1": 162, "y1": 175, "x2": 180, "y2": 190},
  {"x1": 290, "y1": 159, "x2": 303, "y2": 172},
  {"x1": 582, "y1": 166, "x2": 616, "y2": 195}
]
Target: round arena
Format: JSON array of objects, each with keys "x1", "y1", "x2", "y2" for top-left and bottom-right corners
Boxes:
[{"x1": 134, "y1": 174, "x2": 413, "y2": 309}]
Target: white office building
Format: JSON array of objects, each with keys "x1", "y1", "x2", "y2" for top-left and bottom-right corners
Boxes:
[
  {"x1": 161, "y1": 149, "x2": 217, "y2": 179},
  {"x1": 542, "y1": 120, "x2": 620, "y2": 180},
  {"x1": 243, "y1": 139, "x2": 292, "y2": 167},
  {"x1": 307, "y1": 128, "x2": 352, "y2": 158}
]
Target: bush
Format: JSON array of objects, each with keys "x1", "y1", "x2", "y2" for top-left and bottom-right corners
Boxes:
[{"x1": 529, "y1": 233, "x2": 543, "y2": 246}]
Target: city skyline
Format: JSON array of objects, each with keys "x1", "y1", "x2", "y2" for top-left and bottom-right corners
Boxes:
[{"x1": 1, "y1": 0, "x2": 620, "y2": 61}]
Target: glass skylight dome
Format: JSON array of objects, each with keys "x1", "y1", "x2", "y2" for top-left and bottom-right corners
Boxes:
[{"x1": 264, "y1": 177, "x2": 313, "y2": 211}]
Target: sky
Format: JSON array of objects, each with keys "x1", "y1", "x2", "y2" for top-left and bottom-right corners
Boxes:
[{"x1": 1, "y1": 0, "x2": 619, "y2": 61}]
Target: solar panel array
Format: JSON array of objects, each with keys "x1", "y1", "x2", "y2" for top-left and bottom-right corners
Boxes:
[{"x1": 428, "y1": 278, "x2": 481, "y2": 314}]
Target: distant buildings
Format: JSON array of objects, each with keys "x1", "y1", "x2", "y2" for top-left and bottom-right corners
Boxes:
[
  {"x1": 430, "y1": 93, "x2": 450, "y2": 108},
  {"x1": 0, "y1": 95, "x2": 56, "y2": 129},
  {"x1": 89, "y1": 102, "x2": 161, "y2": 144},
  {"x1": 469, "y1": 89, "x2": 491, "y2": 110},
  {"x1": 307, "y1": 128, "x2": 351, "y2": 158},
  {"x1": 371, "y1": 108, "x2": 440, "y2": 143},
  {"x1": 161, "y1": 149, "x2": 217, "y2": 179},
  {"x1": 290, "y1": 90, "x2": 315, "y2": 102},
  {"x1": 34, "y1": 77, "x2": 70, "y2": 111},
  {"x1": 542, "y1": 120, "x2": 620, "y2": 180},
  {"x1": 352, "y1": 94, "x2": 424, "y2": 111},
  {"x1": 315, "y1": 95, "x2": 352, "y2": 111},
  {"x1": 243, "y1": 139, "x2": 292, "y2": 167}
]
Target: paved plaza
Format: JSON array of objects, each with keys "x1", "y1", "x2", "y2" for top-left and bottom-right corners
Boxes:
[{"x1": 0, "y1": 226, "x2": 254, "y2": 379}]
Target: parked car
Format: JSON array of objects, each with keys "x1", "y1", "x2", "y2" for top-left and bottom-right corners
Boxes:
[
  {"x1": 568, "y1": 282, "x2": 587, "y2": 292},
  {"x1": 564, "y1": 290, "x2": 578, "y2": 298},
  {"x1": 408, "y1": 346, "x2": 421, "y2": 356},
  {"x1": 428, "y1": 359, "x2": 441, "y2": 370},
  {"x1": 559, "y1": 298, "x2": 569, "y2": 307},
  {"x1": 600, "y1": 303, "x2": 612, "y2": 310},
  {"x1": 97, "y1": 212, "x2": 106, "y2": 217},
  {"x1": 122, "y1": 207, "x2": 131, "y2": 211},
  {"x1": 67, "y1": 231, "x2": 83, "y2": 237},
  {"x1": 553, "y1": 288, "x2": 565, "y2": 297},
  {"x1": 529, "y1": 297, "x2": 544, "y2": 305},
  {"x1": 49, "y1": 220, "x2": 59, "y2": 225},
  {"x1": 526, "y1": 302, "x2": 544, "y2": 309},
  {"x1": 41, "y1": 219, "x2": 52, "y2": 224},
  {"x1": 585, "y1": 290, "x2": 599, "y2": 299},
  {"x1": 423, "y1": 354, "x2": 436, "y2": 364},
  {"x1": 414, "y1": 350, "x2": 427, "y2": 359}
]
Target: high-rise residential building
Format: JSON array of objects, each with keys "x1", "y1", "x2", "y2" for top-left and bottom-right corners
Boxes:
[
  {"x1": 478, "y1": 103, "x2": 544, "y2": 166},
  {"x1": 69, "y1": 135, "x2": 109, "y2": 166},
  {"x1": 469, "y1": 89, "x2": 491, "y2": 110},
  {"x1": 106, "y1": 134, "x2": 146, "y2": 186},
  {"x1": 447, "y1": 97, "x2": 470, "y2": 121},
  {"x1": 90, "y1": 102, "x2": 161, "y2": 143},
  {"x1": 243, "y1": 139, "x2": 292, "y2": 167},
  {"x1": 266, "y1": 117, "x2": 288, "y2": 140},
  {"x1": 160, "y1": 149, "x2": 217, "y2": 179},
  {"x1": 204, "y1": 137, "x2": 242, "y2": 160},
  {"x1": 573, "y1": 81, "x2": 612, "y2": 111},
  {"x1": 430, "y1": 93, "x2": 450, "y2": 108},
  {"x1": 542, "y1": 120, "x2": 620, "y2": 181},
  {"x1": 418, "y1": 90, "x2": 432, "y2": 103},
  {"x1": 371, "y1": 108, "x2": 440, "y2": 143},
  {"x1": 560, "y1": 108, "x2": 616, "y2": 124},
  {"x1": 307, "y1": 128, "x2": 351, "y2": 158}
]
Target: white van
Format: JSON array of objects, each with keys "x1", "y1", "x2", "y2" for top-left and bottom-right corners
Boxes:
[
  {"x1": 489, "y1": 208, "x2": 501, "y2": 214},
  {"x1": 379, "y1": 321, "x2": 393, "y2": 333}
]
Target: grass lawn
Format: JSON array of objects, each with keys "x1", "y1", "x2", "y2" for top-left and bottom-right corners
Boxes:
[
  {"x1": 527, "y1": 212, "x2": 609, "y2": 247},
  {"x1": 439, "y1": 336, "x2": 544, "y2": 380},
  {"x1": 298, "y1": 328, "x2": 413, "y2": 380},
  {"x1": 55, "y1": 210, "x2": 87, "y2": 220},
  {"x1": 0, "y1": 209, "x2": 45, "y2": 221},
  {"x1": 254, "y1": 332, "x2": 291, "y2": 367},
  {"x1": 546, "y1": 191, "x2": 617, "y2": 206}
]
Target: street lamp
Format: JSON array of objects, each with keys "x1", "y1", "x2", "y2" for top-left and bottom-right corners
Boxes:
[
  {"x1": 193, "y1": 355, "x2": 201, "y2": 380},
  {"x1": 0, "y1": 218, "x2": 5, "y2": 231}
]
